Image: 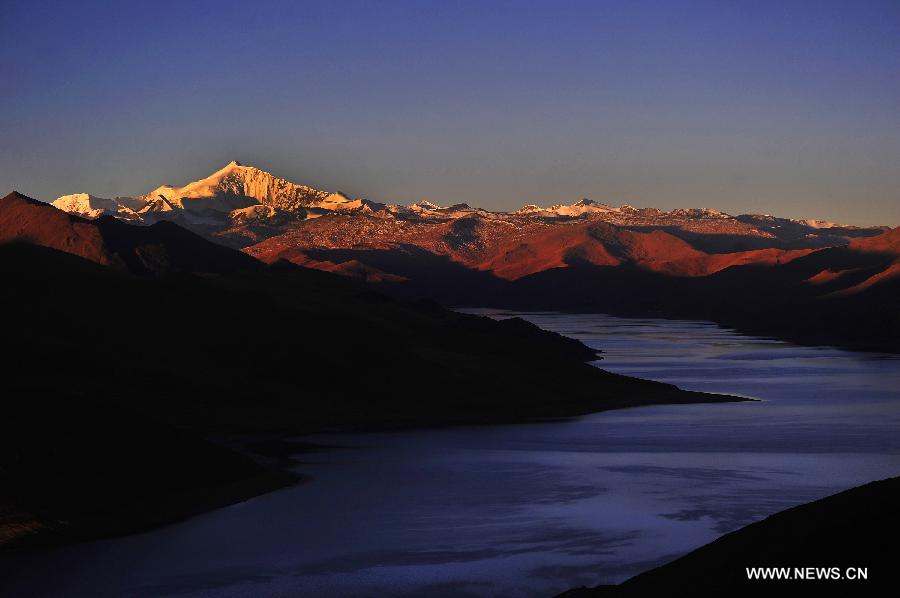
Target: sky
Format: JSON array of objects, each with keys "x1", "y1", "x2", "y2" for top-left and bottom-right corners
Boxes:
[{"x1": 1, "y1": 0, "x2": 898, "y2": 226}]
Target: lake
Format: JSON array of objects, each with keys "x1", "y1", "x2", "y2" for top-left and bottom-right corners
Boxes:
[{"x1": 3, "y1": 311, "x2": 899, "y2": 597}]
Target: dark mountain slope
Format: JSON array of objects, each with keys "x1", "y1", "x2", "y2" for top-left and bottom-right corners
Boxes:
[
  {"x1": 561, "y1": 476, "x2": 900, "y2": 594},
  {"x1": 1, "y1": 242, "x2": 724, "y2": 434},
  {"x1": 0, "y1": 191, "x2": 110, "y2": 264},
  {"x1": 0, "y1": 191, "x2": 260, "y2": 274}
]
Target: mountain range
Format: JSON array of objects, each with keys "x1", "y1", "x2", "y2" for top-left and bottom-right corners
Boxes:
[
  {"x1": 47, "y1": 162, "x2": 900, "y2": 351},
  {"x1": 51, "y1": 161, "x2": 886, "y2": 254}
]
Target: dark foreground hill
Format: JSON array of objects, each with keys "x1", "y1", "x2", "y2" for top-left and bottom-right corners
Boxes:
[
  {"x1": 0, "y1": 195, "x2": 739, "y2": 551},
  {"x1": 560, "y1": 476, "x2": 900, "y2": 595}
]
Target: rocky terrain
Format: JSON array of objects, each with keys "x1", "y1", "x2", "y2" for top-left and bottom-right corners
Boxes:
[{"x1": 47, "y1": 161, "x2": 890, "y2": 285}]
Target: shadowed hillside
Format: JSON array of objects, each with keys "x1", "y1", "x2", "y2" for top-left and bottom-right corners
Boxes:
[{"x1": 0, "y1": 191, "x2": 260, "y2": 274}]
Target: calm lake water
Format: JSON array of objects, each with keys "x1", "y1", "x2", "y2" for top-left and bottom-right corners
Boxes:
[{"x1": 3, "y1": 312, "x2": 900, "y2": 597}]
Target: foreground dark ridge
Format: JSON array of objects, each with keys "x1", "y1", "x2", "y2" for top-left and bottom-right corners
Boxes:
[
  {"x1": 560, "y1": 476, "x2": 900, "y2": 595},
  {"x1": 0, "y1": 192, "x2": 742, "y2": 551}
]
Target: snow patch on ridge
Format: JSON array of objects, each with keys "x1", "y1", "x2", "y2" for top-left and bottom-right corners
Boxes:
[{"x1": 51, "y1": 193, "x2": 142, "y2": 221}]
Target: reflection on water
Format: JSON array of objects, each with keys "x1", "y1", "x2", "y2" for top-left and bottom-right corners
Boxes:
[{"x1": 2, "y1": 312, "x2": 899, "y2": 597}]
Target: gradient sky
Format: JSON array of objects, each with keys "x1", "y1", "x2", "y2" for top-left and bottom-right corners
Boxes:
[{"x1": 1, "y1": 0, "x2": 898, "y2": 225}]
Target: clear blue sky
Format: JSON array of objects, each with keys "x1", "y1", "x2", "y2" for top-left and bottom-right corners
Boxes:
[{"x1": 2, "y1": 0, "x2": 898, "y2": 225}]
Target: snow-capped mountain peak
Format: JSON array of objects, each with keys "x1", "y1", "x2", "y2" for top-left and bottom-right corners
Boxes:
[
  {"x1": 51, "y1": 162, "x2": 393, "y2": 233},
  {"x1": 138, "y1": 161, "x2": 330, "y2": 213}
]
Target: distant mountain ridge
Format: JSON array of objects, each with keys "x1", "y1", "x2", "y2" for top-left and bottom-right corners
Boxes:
[{"x1": 49, "y1": 162, "x2": 887, "y2": 251}]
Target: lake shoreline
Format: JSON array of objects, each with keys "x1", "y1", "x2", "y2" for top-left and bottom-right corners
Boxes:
[
  {"x1": 1, "y1": 468, "x2": 302, "y2": 557},
  {"x1": 454, "y1": 304, "x2": 900, "y2": 354},
  {"x1": 1, "y1": 311, "x2": 896, "y2": 597},
  {"x1": 1, "y1": 384, "x2": 745, "y2": 557}
]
